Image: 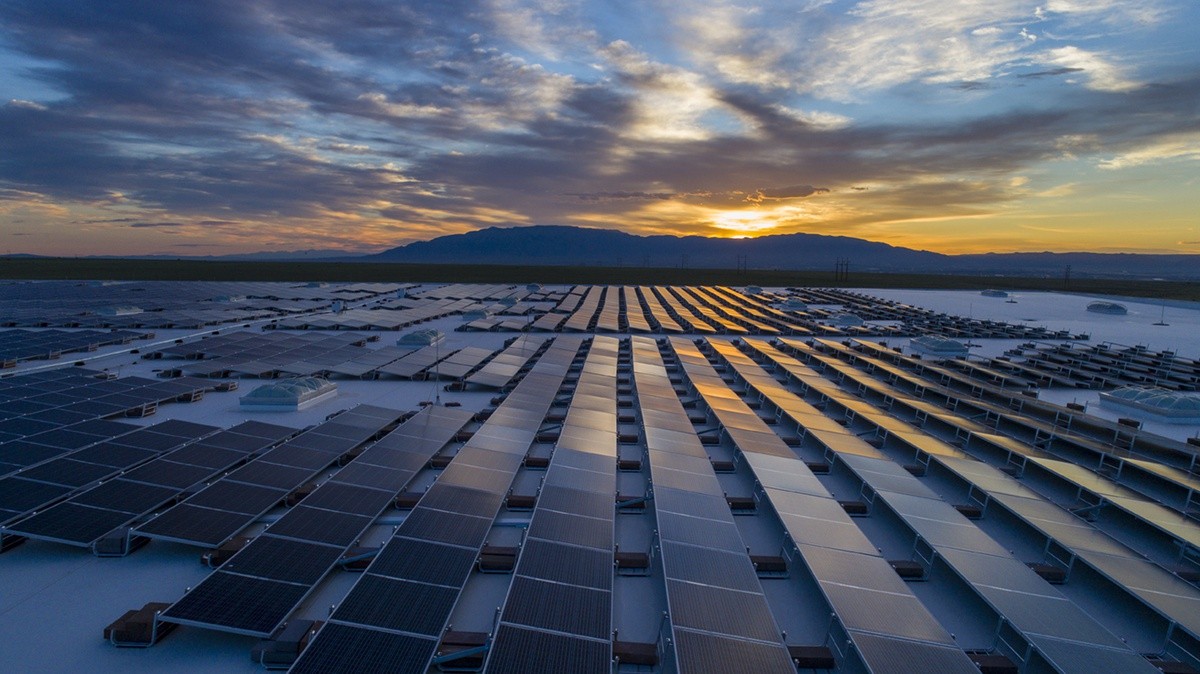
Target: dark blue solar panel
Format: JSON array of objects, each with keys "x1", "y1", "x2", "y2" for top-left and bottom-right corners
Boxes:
[
  {"x1": 332, "y1": 575, "x2": 458, "y2": 636},
  {"x1": 163, "y1": 572, "x2": 309, "y2": 635},
  {"x1": 220, "y1": 535, "x2": 343, "y2": 585},
  {"x1": 289, "y1": 623, "x2": 437, "y2": 674}
]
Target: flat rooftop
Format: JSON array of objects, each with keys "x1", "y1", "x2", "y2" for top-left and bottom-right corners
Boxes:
[{"x1": 1, "y1": 283, "x2": 1198, "y2": 674}]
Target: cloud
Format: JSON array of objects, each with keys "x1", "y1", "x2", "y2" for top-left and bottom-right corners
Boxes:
[
  {"x1": 745, "y1": 185, "x2": 831, "y2": 203},
  {"x1": 569, "y1": 191, "x2": 678, "y2": 202},
  {"x1": 0, "y1": 0, "x2": 1196, "y2": 255},
  {"x1": 1098, "y1": 132, "x2": 1200, "y2": 169},
  {"x1": 1042, "y1": 46, "x2": 1140, "y2": 92},
  {"x1": 7, "y1": 99, "x2": 47, "y2": 111}
]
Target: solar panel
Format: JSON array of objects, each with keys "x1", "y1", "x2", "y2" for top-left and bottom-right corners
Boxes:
[
  {"x1": 401, "y1": 507, "x2": 494, "y2": 548},
  {"x1": 0, "y1": 479, "x2": 72, "y2": 513},
  {"x1": 186, "y1": 481, "x2": 287, "y2": 515},
  {"x1": 136, "y1": 504, "x2": 256, "y2": 547},
  {"x1": 415, "y1": 483, "x2": 502, "y2": 518},
  {"x1": 263, "y1": 507, "x2": 373, "y2": 547},
  {"x1": 72, "y1": 479, "x2": 178, "y2": 514},
  {"x1": 331, "y1": 575, "x2": 459, "y2": 636},
  {"x1": 297, "y1": 483, "x2": 394, "y2": 517},
  {"x1": 486, "y1": 625, "x2": 611, "y2": 674},
  {"x1": 661, "y1": 542, "x2": 764, "y2": 593},
  {"x1": 326, "y1": 462, "x2": 409, "y2": 491},
  {"x1": 161, "y1": 444, "x2": 245, "y2": 469},
  {"x1": 502, "y1": 576, "x2": 610, "y2": 639},
  {"x1": 527, "y1": 508, "x2": 612, "y2": 549},
  {"x1": 11, "y1": 458, "x2": 114, "y2": 487},
  {"x1": 288, "y1": 623, "x2": 437, "y2": 674},
  {"x1": 368, "y1": 537, "x2": 479, "y2": 587},
  {"x1": 219, "y1": 535, "x2": 344, "y2": 585},
  {"x1": 162, "y1": 572, "x2": 309, "y2": 636},
  {"x1": 6, "y1": 503, "x2": 134, "y2": 545},
  {"x1": 672, "y1": 629, "x2": 794, "y2": 674},
  {"x1": 223, "y1": 461, "x2": 314, "y2": 490},
  {"x1": 514, "y1": 538, "x2": 613, "y2": 590},
  {"x1": 535, "y1": 485, "x2": 613, "y2": 520}
]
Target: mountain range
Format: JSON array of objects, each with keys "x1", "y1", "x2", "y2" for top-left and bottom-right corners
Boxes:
[
  {"x1": 7, "y1": 226, "x2": 1197, "y2": 280},
  {"x1": 366, "y1": 226, "x2": 1200, "y2": 280}
]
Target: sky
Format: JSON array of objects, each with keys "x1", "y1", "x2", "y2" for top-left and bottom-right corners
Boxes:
[{"x1": 1, "y1": 1, "x2": 1198, "y2": 257}]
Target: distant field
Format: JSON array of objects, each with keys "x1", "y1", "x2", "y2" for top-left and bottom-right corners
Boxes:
[{"x1": 2, "y1": 257, "x2": 1197, "y2": 302}]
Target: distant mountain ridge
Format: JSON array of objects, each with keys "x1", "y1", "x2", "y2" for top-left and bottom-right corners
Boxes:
[{"x1": 367, "y1": 225, "x2": 1200, "y2": 280}]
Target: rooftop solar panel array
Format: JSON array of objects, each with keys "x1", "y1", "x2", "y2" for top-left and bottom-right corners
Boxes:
[
  {"x1": 135, "y1": 405, "x2": 402, "y2": 547},
  {"x1": 670, "y1": 337, "x2": 982, "y2": 674},
  {"x1": 708, "y1": 338, "x2": 1163, "y2": 673},
  {"x1": 753, "y1": 338, "x2": 1200, "y2": 653},
  {"x1": 291, "y1": 336, "x2": 584, "y2": 674},
  {"x1": 485, "y1": 335, "x2": 619, "y2": 673},
  {"x1": 430, "y1": 346, "x2": 497, "y2": 380},
  {"x1": 810, "y1": 338, "x2": 1200, "y2": 560},
  {"x1": 5, "y1": 284, "x2": 1200, "y2": 674},
  {"x1": 562, "y1": 286, "x2": 604, "y2": 332},
  {"x1": 160, "y1": 404, "x2": 474, "y2": 637},
  {"x1": 150, "y1": 331, "x2": 375, "y2": 378},
  {"x1": 376, "y1": 344, "x2": 456, "y2": 379},
  {"x1": 0, "y1": 329, "x2": 150, "y2": 367},
  {"x1": 273, "y1": 298, "x2": 476, "y2": 330},
  {"x1": 0, "y1": 419, "x2": 221, "y2": 526},
  {"x1": 0, "y1": 281, "x2": 404, "y2": 329},
  {"x1": 464, "y1": 336, "x2": 548, "y2": 389},
  {"x1": 3, "y1": 421, "x2": 295, "y2": 549},
  {"x1": 630, "y1": 336, "x2": 795, "y2": 673},
  {"x1": 0, "y1": 369, "x2": 217, "y2": 449}
]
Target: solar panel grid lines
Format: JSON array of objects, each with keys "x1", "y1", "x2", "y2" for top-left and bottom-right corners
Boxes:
[
  {"x1": 291, "y1": 336, "x2": 585, "y2": 674},
  {"x1": 652, "y1": 287, "x2": 710, "y2": 334},
  {"x1": 595, "y1": 286, "x2": 622, "y2": 332},
  {"x1": 635, "y1": 285, "x2": 683, "y2": 333},
  {"x1": 626, "y1": 336, "x2": 794, "y2": 673},
  {"x1": 622, "y1": 286, "x2": 653, "y2": 332},
  {"x1": 689, "y1": 287, "x2": 778, "y2": 335},
  {"x1": 0, "y1": 329, "x2": 150, "y2": 365},
  {"x1": 671, "y1": 287, "x2": 748, "y2": 335},
  {"x1": 464, "y1": 335, "x2": 549, "y2": 389},
  {"x1": 667, "y1": 336, "x2": 983, "y2": 673},
  {"x1": 748, "y1": 338, "x2": 1200, "y2": 648},
  {"x1": 562, "y1": 286, "x2": 604, "y2": 332},
  {"x1": 134, "y1": 405, "x2": 405, "y2": 547},
  {"x1": 799, "y1": 338, "x2": 1200, "y2": 565},
  {"x1": 485, "y1": 335, "x2": 619, "y2": 673},
  {"x1": 883, "y1": 365, "x2": 1200, "y2": 531},
  {"x1": 431, "y1": 345, "x2": 498, "y2": 380},
  {"x1": 709, "y1": 340, "x2": 1166, "y2": 671},
  {"x1": 0, "y1": 418, "x2": 223, "y2": 528},
  {"x1": 159, "y1": 404, "x2": 473, "y2": 637}
]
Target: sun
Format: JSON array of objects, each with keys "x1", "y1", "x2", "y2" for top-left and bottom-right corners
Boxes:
[{"x1": 711, "y1": 210, "x2": 779, "y2": 237}]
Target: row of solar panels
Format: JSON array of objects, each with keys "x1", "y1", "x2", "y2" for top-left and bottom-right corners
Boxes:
[
  {"x1": 813, "y1": 338, "x2": 1200, "y2": 557},
  {"x1": 29, "y1": 332, "x2": 1186, "y2": 672},
  {"x1": 749, "y1": 338, "x2": 1200, "y2": 661},
  {"x1": 701, "y1": 338, "x2": 1171, "y2": 673},
  {"x1": 271, "y1": 298, "x2": 477, "y2": 331},
  {"x1": 161, "y1": 404, "x2": 476, "y2": 637},
  {"x1": 289, "y1": 336, "x2": 587, "y2": 672},
  {"x1": 0, "y1": 369, "x2": 221, "y2": 475},
  {"x1": 0, "y1": 329, "x2": 150, "y2": 366},
  {"x1": 2, "y1": 420, "x2": 297, "y2": 550}
]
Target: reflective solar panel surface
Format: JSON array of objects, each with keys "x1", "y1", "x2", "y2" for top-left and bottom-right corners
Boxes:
[{"x1": 1, "y1": 284, "x2": 1198, "y2": 674}]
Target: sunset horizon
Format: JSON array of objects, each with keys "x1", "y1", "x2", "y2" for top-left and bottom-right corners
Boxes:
[{"x1": 3, "y1": 2, "x2": 1198, "y2": 257}]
